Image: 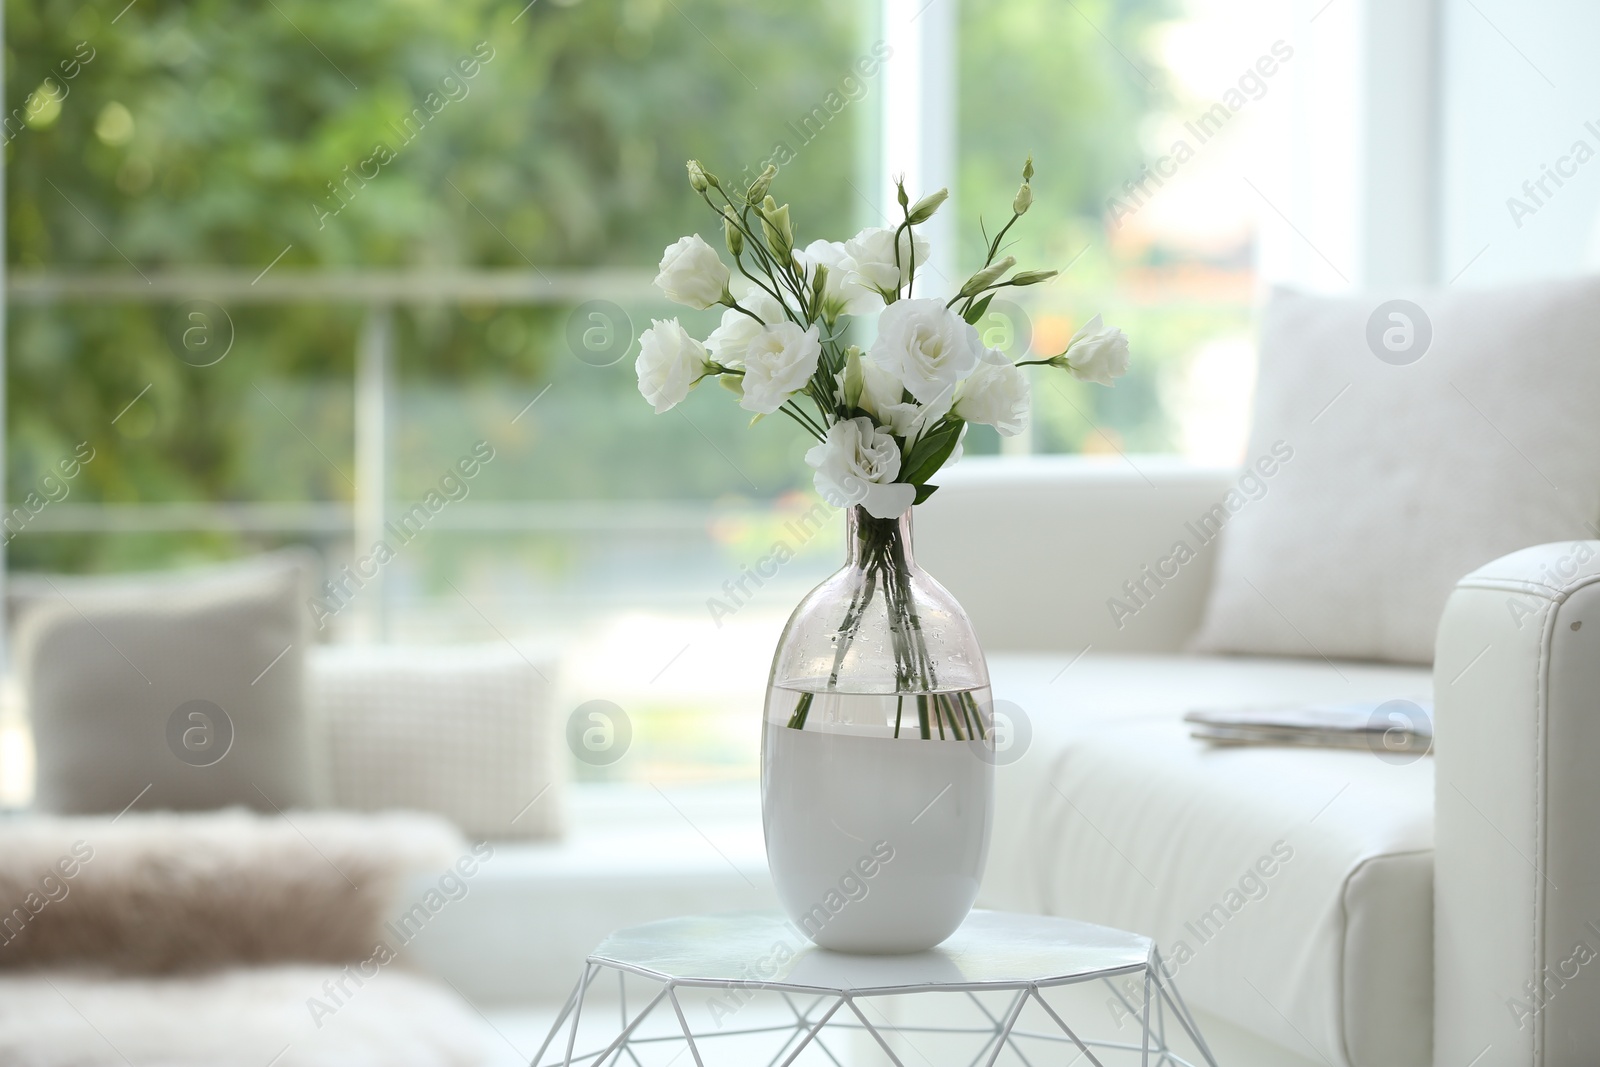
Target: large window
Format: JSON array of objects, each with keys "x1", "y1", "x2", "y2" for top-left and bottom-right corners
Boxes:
[{"x1": 4, "y1": 0, "x2": 1281, "y2": 787}]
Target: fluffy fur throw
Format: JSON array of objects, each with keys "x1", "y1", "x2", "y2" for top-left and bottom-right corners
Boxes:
[{"x1": 0, "y1": 809, "x2": 464, "y2": 972}]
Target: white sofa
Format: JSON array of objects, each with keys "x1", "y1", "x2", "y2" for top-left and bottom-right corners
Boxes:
[
  {"x1": 401, "y1": 453, "x2": 1596, "y2": 1067},
  {"x1": 396, "y1": 454, "x2": 1595, "y2": 1066},
  {"x1": 911, "y1": 456, "x2": 1600, "y2": 1067}
]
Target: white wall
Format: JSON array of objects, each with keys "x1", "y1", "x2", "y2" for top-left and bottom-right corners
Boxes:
[
  {"x1": 1438, "y1": 0, "x2": 1600, "y2": 284},
  {"x1": 1259, "y1": 0, "x2": 1440, "y2": 292},
  {"x1": 1267, "y1": 0, "x2": 1600, "y2": 290},
  {"x1": 1362, "y1": 0, "x2": 1439, "y2": 287},
  {"x1": 1257, "y1": 0, "x2": 1365, "y2": 292}
]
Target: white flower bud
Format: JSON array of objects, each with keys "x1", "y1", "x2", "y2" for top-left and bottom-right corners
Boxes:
[
  {"x1": 654, "y1": 234, "x2": 731, "y2": 310},
  {"x1": 958, "y1": 256, "x2": 1016, "y2": 299},
  {"x1": 1050, "y1": 314, "x2": 1131, "y2": 386},
  {"x1": 759, "y1": 196, "x2": 793, "y2": 256},
  {"x1": 906, "y1": 188, "x2": 948, "y2": 225},
  {"x1": 746, "y1": 164, "x2": 776, "y2": 204}
]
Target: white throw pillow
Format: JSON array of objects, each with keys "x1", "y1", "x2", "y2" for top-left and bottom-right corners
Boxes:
[
  {"x1": 15, "y1": 552, "x2": 315, "y2": 813},
  {"x1": 1193, "y1": 278, "x2": 1600, "y2": 664},
  {"x1": 310, "y1": 644, "x2": 562, "y2": 840}
]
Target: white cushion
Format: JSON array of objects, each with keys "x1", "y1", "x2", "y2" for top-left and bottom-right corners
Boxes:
[
  {"x1": 310, "y1": 645, "x2": 562, "y2": 840},
  {"x1": 982, "y1": 653, "x2": 1433, "y2": 1067},
  {"x1": 1192, "y1": 279, "x2": 1600, "y2": 663},
  {"x1": 15, "y1": 552, "x2": 315, "y2": 814}
]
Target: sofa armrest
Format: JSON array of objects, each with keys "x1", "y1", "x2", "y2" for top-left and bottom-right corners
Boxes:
[
  {"x1": 915, "y1": 456, "x2": 1238, "y2": 654},
  {"x1": 1433, "y1": 540, "x2": 1600, "y2": 1067}
]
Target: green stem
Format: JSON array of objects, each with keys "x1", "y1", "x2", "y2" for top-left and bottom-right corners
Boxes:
[
  {"x1": 782, "y1": 400, "x2": 826, "y2": 438},
  {"x1": 704, "y1": 190, "x2": 809, "y2": 327},
  {"x1": 774, "y1": 405, "x2": 825, "y2": 441},
  {"x1": 822, "y1": 560, "x2": 877, "y2": 695},
  {"x1": 985, "y1": 211, "x2": 1021, "y2": 267},
  {"x1": 728, "y1": 248, "x2": 790, "y2": 315},
  {"x1": 812, "y1": 509, "x2": 950, "y2": 741},
  {"x1": 723, "y1": 296, "x2": 766, "y2": 323},
  {"x1": 944, "y1": 693, "x2": 968, "y2": 741},
  {"x1": 953, "y1": 277, "x2": 1033, "y2": 315},
  {"x1": 894, "y1": 216, "x2": 916, "y2": 300},
  {"x1": 786, "y1": 690, "x2": 814, "y2": 730},
  {"x1": 961, "y1": 690, "x2": 987, "y2": 740}
]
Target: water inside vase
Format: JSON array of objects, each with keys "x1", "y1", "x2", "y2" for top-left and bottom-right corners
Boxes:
[
  {"x1": 765, "y1": 683, "x2": 993, "y2": 742},
  {"x1": 761, "y1": 687, "x2": 996, "y2": 950}
]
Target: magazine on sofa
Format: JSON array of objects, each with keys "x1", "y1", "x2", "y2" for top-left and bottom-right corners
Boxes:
[{"x1": 1183, "y1": 699, "x2": 1434, "y2": 753}]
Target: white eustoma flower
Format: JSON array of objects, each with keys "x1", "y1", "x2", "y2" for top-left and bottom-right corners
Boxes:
[
  {"x1": 955, "y1": 352, "x2": 1032, "y2": 436},
  {"x1": 868, "y1": 298, "x2": 984, "y2": 407},
  {"x1": 805, "y1": 416, "x2": 916, "y2": 520},
  {"x1": 860, "y1": 357, "x2": 950, "y2": 441},
  {"x1": 860, "y1": 358, "x2": 912, "y2": 430},
  {"x1": 654, "y1": 234, "x2": 730, "y2": 310},
  {"x1": 635, "y1": 318, "x2": 710, "y2": 414},
  {"x1": 705, "y1": 287, "x2": 788, "y2": 366},
  {"x1": 1059, "y1": 314, "x2": 1131, "y2": 385},
  {"x1": 739, "y1": 321, "x2": 822, "y2": 414},
  {"x1": 795, "y1": 239, "x2": 881, "y2": 317},
  {"x1": 842, "y1": 226, "x2": 929, "y2": 299}
]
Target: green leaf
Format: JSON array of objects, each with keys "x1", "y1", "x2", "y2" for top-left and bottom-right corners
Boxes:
[
  {"x1": 963, "y1": 293, "x2": 995, "y2": 325},
  {"x1": 913, "y1": 483, "x2": 940, "y2": 505},
  {"x1": 901, "y1": 418, "x2": 965, "y2": 485}
]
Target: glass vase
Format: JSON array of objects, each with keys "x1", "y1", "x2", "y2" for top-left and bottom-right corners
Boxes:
[{"x1": 762, "y1": 504, "x2": 994, "y2": 953}]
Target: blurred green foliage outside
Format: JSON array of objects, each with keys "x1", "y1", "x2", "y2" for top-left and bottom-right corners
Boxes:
[{"x1": 4, "y1": 0, "x2": 1228, "y2": 578}]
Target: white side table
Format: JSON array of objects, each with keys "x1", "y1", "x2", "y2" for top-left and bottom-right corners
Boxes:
[{"x1": 532, "y1": 909, "x2": 1217, "y2": 1066}]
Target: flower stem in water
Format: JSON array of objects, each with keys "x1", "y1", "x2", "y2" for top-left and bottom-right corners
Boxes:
[{"x1": 787, "y1": 690, "x2": 814, "y2": 730}]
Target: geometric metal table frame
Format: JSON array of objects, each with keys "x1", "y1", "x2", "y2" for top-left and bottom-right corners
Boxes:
[{"x1": 531, "y1": 911, "x2": 1219, "y2": 1067}]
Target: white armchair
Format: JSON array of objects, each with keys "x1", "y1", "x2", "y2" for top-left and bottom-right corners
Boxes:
[{"x1": 918, "y1": 456, "x2": 1600, "y2": 1067}]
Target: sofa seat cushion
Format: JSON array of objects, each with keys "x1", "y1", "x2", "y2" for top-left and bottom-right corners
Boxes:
[{"x1": 982, "y1": 653, "x2": 1434, "y2": 1067}]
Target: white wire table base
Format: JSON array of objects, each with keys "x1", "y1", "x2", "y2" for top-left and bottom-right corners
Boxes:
[{"x1": 530, "y1": 913, "x2": 1219, "y2": 1067}]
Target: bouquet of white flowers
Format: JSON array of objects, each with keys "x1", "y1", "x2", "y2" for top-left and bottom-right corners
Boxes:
[
  {"x1": 637, "y1": 156, "x2": 1129, "y2": 518},
  {"x1": 637, "y1": 158, "x2": 1130, "y2": 733}
]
